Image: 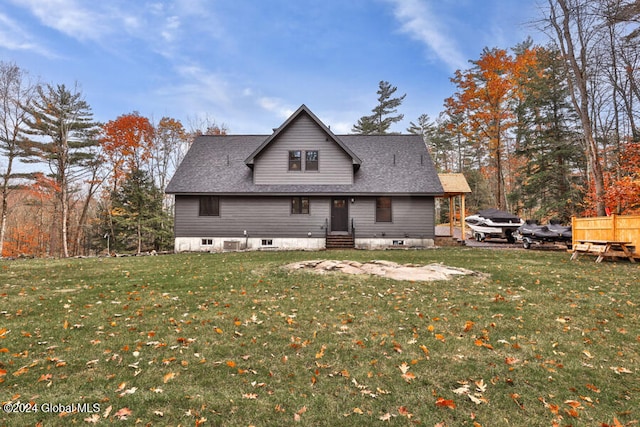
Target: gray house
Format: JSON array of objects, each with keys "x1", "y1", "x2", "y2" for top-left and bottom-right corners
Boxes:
[{"x1": 165, "y1": 105, "x2": 443, "y2": 251}]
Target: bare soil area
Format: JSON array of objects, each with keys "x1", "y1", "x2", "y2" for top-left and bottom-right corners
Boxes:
[{"x1": 284, "y1": 259, "x2": 482, "y2": 281}]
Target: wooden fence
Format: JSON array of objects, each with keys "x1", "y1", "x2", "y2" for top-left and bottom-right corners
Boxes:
[{"x1": 572, "y1": 214, "x2": 640, "y2": 249}]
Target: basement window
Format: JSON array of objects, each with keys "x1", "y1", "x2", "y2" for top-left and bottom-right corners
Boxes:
[
  {"x1": 261, "y1": 239, "x2": 273, "y2": 246},
  {"x1": 392, "y1": 240, "x2": 405, "y2": 246},
  {"x1": 201, "y1": 238, "x2": 213, "y2": 246}
]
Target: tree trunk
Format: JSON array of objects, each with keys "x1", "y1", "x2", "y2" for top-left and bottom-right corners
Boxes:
[{"x1": 549, "y1": 0, "x2": 607, "y2": 216}]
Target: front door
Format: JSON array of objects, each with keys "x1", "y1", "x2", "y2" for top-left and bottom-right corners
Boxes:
[{"x1": 331, "y1": 197, "x2": 349, "y2": 232}]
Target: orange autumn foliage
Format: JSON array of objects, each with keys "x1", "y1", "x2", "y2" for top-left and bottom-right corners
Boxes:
[
  {"x1": 101, "y1": 113, "x2": 155, "y2": 189},
  {"x1": 445, "y1": 46, "x2": 538, "y2": 209},
  {"x1": 604, "y1": 142, "x2": 640, "y2": 215}
]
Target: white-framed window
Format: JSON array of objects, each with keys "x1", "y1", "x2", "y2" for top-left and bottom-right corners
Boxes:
[
  {"x1": 201, "y1": 238, "x2": 213, "y2": 246},
  {"x1": 261, "y1": 239, "x2": 273, "y2": 246}
]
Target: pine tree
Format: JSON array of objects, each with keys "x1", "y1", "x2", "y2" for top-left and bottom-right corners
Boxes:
[
  {"x1": 108, "y1": 168, "x2": 172, "y2": 253},
  {"x1": 510, "y1": 46, "x2": 586, "y2": 221},
  {"x1": 352, "y1": 81, "x2": 406, "y2": 134},
  {"x1": 23, "y1": 83, "x2": 100, "y2": 257}
]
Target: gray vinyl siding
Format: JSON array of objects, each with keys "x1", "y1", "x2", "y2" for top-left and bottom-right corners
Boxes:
[
  {"x1": 350, "y1": 196, "x2": 435, "y2": 239},
  {"x1": 253, "y1": 114, "x2": 353, "y2": 185},
  {"x1": 174, "y1": 195, "x2": 331, "y2": 238},
  {"x1": 174, "y1": 195, "x2": 435, "y2": 239}
]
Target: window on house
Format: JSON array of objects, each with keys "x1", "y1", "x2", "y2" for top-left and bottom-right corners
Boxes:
[
  {"x1": 376, "y1": 197, "x2": 392, "y2": 222},
  {"x1": 199, "y1": 196, "x2": 219, "y2": 216},
  {"x1": 261, "y1": 239, "x2": 273, "y2": 246},
  {"x1": 289, "y1": 150, "x2": 302, "y2": 171},
  {"x1": 305, "y1": 150, "x2": 319, "y2": 171},
  {"x1": 201, "y1": 238, "x2": 213, "y2": 246},
  {"x1": 291, "y1": 197, "x2": 310, "y2": 214}
]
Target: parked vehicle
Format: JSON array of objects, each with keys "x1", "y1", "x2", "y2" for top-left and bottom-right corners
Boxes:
[
  {"x1": 465, "y1": 209, "x2": 524, "y2": 243},
  {"x1": 513, "y1": 220, "x2": 572, "y2": 249}
]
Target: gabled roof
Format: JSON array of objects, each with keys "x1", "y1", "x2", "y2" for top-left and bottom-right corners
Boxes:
[
  {"x1": 244, "y1": 104, "x2": 362, "y2": 169},
  {"x1": 438, "y1": 173, "x2": 471, "y2": 196},
  {"x1": 165, "y1": 133, "x2": 444, "y2": 196},
  {"x1": 165, "y1": 104, "x2": 443, "y2": 196}
]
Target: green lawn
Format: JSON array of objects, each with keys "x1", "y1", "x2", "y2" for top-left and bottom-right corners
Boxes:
[{"x1": 1, "y1": 248, "x2": 638, "y2": 426}]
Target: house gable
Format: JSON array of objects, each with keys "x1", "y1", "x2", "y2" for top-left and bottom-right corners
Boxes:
[{"x1": 245, "y1": 105, "x2": 361, "y2": 185}]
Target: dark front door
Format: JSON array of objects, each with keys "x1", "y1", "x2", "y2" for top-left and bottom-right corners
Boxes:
[{"x1": 331, "y1": 197, "x2": 349, "y2": 232}]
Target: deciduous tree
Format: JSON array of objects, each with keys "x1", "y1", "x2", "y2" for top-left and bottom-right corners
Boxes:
[
  {"x1": 545, "y1": 0, "x2": 608, "y2": 216},
  {"x1": 0, "y1": 62, "x2": 36, "y2": 257},
  {"x1": 445, "y1": 46, "x2": 538, "y2": 210},
  {"x1": 101, "y1": 112, "x2": 155, "y2": 192}
]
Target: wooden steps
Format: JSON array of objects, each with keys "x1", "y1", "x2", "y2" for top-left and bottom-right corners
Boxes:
[{"x1": 326, "y1": 235, "x2": 355, "y2": 249}]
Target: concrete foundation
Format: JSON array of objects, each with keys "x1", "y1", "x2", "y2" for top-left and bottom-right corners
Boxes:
[{"x1": 175, "y1": 236, "x2": 436, "y2": 252}]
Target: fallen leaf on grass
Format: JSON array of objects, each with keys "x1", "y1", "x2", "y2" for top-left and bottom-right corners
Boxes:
[
  {"x1": 37, "y1": 373, "x2": 52, "y2": 382},
  {"x1": 505, "y1": 357, "x2": 520, "y2": 365},
  {"x1": 609, "y1": 366, "x2": 632, "y2": 374},
  {"x1": 242, "y1": 393, "x2": 258, "y2": 399},
  {"x1": 114, "y1": 407, "x2": 132, "y2": 420},
  {"x1": 601, "y1": 417, "x2": 625, "y2": 427},
  {"x1": 102, "y1": 405, "x2": 112, "y2": 418},
  {"x1": 585, "y1": 384, "x2": 600, "y2": 393},
  {"x1": 12, "y1": 366, "x2": 29, "y2": 376},
  {"x1": 463, "y1": 320, "x2": 475, "y2": 332},
  {"x1": 398, "y1": 406, "x2": 412, "y2": 418},
  {"x1": 119, "y1": 387, "x2": 137, "y2": 397},
  {"x1": 294, "y1": 406, "x2": 307, "y2": 422},
  {"x1": 401, "y1": 371, "x2": 416, "y2": 382},
  {"x1": 435, "y1": 397, "x2": 456, "y2": 409},
  {"x1": 379, "y1": 412, "x2": 393, "y2": 421},
  {"x1": 163, "y1": 372, "x2": 176, "y2": 383},
  {"x1": 84, "y1": 414, "x2": 100, "y2": 423}
]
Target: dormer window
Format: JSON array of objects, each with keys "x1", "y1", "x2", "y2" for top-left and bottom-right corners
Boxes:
[{"x1": 289, "y1": 150, "x2": 302, "y2": 171}]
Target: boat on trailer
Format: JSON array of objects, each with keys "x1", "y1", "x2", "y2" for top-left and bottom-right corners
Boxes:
[
  {"x1": 513, "y1": 220, "x2": 572, "y2": 249},
  {"x1": 465, "y1": 209, "x2": 524, "y2": 243}
]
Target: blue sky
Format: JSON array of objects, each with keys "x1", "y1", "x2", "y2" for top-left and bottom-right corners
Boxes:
[{"x1": 0, "y1": 0, "x2": 544, "y2": 134}]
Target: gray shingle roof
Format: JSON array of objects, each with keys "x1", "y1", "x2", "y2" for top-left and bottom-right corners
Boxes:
[{"x1": 165, "y1": 133, "x2": 444, "y2": 196}]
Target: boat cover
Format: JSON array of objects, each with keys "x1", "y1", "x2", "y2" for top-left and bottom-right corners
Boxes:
[{"x1": 475, "y1": 209, "x2": 522, "y2": 224}]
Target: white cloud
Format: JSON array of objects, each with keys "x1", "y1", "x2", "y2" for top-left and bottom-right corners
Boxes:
[
  {"x1": 0, "y1": 13, "x2": 54, "y2": 56},
  {"x1": 386, "y1": 0, "x2": 467, "y2": 71},
  {"x1": 161, "y1": 16, "x2": 181, "y2": 43},
  {"x1": 257, "y1": 97, "x2": 295, "y2": 119},
  {"x1": 8, "y1": 0, "x2": 112, "y2": 43},
  {"x1": 171, "y1": 64, "x2": 231, "y2": 107}
]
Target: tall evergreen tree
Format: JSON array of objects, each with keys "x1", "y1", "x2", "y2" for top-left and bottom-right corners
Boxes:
[
  {"x1": 511, "y1": 46, "x2": 586, "y2": 221},
  {"x1": 107, "y1": 168, "x2": 172, "y2": 253},
  {"x1": 23, "y1": 83, "x2": 100, "y2": 257},
  {"x1": 352, "y1": 81, "x2": 406, "y2": 134}
]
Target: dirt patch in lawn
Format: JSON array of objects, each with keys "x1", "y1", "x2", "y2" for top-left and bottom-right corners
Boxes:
[{"x1": 284, "y1": 259, "x2": 482, "y2": 282}]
